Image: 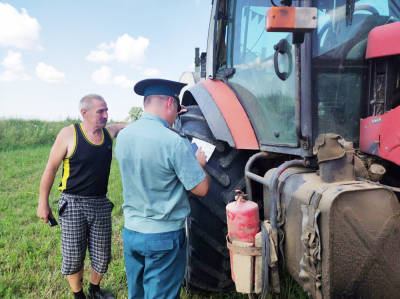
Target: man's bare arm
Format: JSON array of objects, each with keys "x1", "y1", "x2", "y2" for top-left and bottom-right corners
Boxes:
[
  {"x1": 106, "y1": 123, "x2": 129, "y2": 139},
  {"x1": 190, "y1": 172, "x2": 210, "y2": 197},
  {"x1": 37, "y1": 127, "x2": 71, "y2": 223}
]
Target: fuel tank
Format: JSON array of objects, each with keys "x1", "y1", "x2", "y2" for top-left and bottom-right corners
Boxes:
[{"x1": 264, "y1": 167, "x2": 400, "y2": 298}]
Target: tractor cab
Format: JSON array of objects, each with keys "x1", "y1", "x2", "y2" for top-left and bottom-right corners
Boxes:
[{"x1": 204, "y1": 0, "x2": 400, "y2": 155}]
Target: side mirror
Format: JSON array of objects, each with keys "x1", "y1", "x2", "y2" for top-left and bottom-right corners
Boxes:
[
  {"x1": 200, "y1": 52, "x2": 207, "y2": 78},
  {"x1": 194, "y1": 48, "x2": 207, "y2": 79}
]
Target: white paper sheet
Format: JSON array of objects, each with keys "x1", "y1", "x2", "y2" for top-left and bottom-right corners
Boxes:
[{"x1": 191, "y1": 137, "x2": 216, "y2": 162}]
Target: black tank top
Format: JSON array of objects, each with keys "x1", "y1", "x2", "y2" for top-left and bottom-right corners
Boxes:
[{"x1": 58, "y1": 123, "x2": 113, "y2": 196}]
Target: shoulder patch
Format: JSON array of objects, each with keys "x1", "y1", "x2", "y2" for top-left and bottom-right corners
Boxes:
[{"x1": 164, "y1": 125, "x2": 187, "y2": 138}]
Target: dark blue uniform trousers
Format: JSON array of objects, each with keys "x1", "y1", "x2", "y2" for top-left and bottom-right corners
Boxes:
[{"x1": 122, "y1": 227, "x2": 186, "y2": 299}]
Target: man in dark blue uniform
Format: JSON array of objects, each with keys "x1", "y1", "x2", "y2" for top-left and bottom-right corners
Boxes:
[
  {"x1": 37, "y1": 94, "x2": 127, "y2": 299},
  {"x1": 115, "y1": 79, "x2": 210, "y2": 299}
]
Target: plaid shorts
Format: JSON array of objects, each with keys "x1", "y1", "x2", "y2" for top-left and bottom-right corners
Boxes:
[{"x1": 58, "y1": 193, "x2": 114, "y2": 275}]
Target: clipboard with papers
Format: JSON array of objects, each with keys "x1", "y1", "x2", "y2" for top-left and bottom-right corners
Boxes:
[{"x1": 191, "y1": 137, "x2": 216, "y2": 162}]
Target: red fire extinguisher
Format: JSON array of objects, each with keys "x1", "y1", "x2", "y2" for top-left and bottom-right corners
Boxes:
[{"x1": 226, "y1": 190, "x2": 260, "y2": 281}]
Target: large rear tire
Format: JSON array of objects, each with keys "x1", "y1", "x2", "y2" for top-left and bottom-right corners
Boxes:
[{"x1": 175, "y1": 106, "x2": 254, "y2": 292}]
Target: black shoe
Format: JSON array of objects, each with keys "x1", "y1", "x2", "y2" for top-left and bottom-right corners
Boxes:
[{"x1": 87, "y1": 288, "x2": 115, "y2": 299}]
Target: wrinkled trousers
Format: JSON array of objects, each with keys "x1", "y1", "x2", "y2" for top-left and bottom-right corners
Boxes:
[{"x1": 122, "y1": 227, "x2": 186, "y2": 299}]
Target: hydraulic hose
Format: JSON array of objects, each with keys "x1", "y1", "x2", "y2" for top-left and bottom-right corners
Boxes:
[
  {"x1": 245, "y1": 152, "x2": 270, "y2": 201},
  {"x1": 269, "y1": 160, "x2": 307, "y2": 230},
  {"x1": 261, "y1": 221, "x2": 271, "y2": 298}
]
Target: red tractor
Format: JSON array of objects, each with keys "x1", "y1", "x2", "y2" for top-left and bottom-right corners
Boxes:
[{"x1": 176, "y1": 0, "x2": 400, "y2": 298}]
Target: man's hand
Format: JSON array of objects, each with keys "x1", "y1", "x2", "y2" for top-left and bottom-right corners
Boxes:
[
  {"x1": 191, "y1": 147, "x2": 210, "y2": 196},
  {"x1": 195, "y1": 146, "x2": 207, "y2": 168},
  {"x1": 37, "y1": 203, "x2": 54, "y2": 224},
  {"x1": 178, "y1": 104, "x2": 188, "y2": 115}
]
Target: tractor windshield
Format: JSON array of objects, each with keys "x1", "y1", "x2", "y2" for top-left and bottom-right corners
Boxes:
[
  {"x1": 313, "y1": 0, "x2": 400, "y2": 144},
  {"x1": 225, "y1": 0, "x2": 298, "y2": 147}
]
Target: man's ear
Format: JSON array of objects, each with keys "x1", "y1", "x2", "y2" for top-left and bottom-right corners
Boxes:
[
  {"x1": 81, "y1": 109, "x2": 87, "y2": 117},
  {"x1": 167, "y1": 97, "x2": 174, "y2": 111}
]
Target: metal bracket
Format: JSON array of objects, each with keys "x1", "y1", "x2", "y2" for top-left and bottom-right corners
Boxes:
[{"x1": 222, "y1": 68, "x2": 235, "y2": 78}]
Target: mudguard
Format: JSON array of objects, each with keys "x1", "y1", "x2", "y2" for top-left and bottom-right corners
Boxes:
[
  {"x1": 366, "y1": 22, "x2": 400, "y2": 59},
  {"x1": 182, "y1": 79, "x2": 258, "y2": 150}
]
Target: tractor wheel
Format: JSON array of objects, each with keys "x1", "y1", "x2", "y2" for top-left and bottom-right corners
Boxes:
[{"x1": 175, "y1": 105, "x2": 255, "y2": 292}]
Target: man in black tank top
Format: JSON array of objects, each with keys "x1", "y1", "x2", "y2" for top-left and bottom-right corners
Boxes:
[{"x1": 37, "y1": 94, "x2": 128, "y2": 299}]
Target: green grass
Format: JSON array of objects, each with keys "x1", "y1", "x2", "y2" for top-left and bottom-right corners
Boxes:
[
  {"x1": 0, "y1": 118, "x2": 122, "y2": 151},
  {"x1": 0, "y1": 119, "x2": 305, "y2": 299},
  {"x1": 0, "y1": 118, "x2": 80, "y2": 151}
]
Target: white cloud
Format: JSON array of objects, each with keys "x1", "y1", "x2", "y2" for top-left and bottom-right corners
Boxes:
[
  {"x1": 92, "y1": 66, "x2": 112, "y2": 84},
  {"x1": 98, "y1": 42, "x2": 114, "y2": 51},
  {"x1": 2, "y1": 50, "x2": 24, "y2": 71},
  {"x1": 142, "y1": 68, "x2": 161, "y2": 77},
  {"x1": 0, "y1": 3, "x2": 42, "y2": 49},
  {"x1": 114, "y1": 34, "x2": 149, "y2": 66},
  {"x1": 86, "y1": 34, "x2": 149, "y2": 67},
  {"x1": 0, "y1": 51, "x2": 31, "y2": 82},
  {"x1": 92, "y1": 66, "x2": 135, "y2": 89},
  {"x1": 113, "y1": 75, "x2": 136, "y2": 89},
  {"x1": 0, "y1": 70, "x2": 31, "y2": 82},
  {"x1": 85, "y1": 49, "x2": 115, "y2": 62},
  {"x1": 189, "y1": 62, "x2": 195, "y2": 69},
  {"x1": 36, "y1": 62, "x2": 67, "y2": 83}
]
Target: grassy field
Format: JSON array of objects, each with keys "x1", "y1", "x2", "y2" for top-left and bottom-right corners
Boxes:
[{"x1": 0, "y1": 119, "x2": 306, "y2": 299}]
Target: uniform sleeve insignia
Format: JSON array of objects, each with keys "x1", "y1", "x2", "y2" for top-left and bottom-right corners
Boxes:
[{"x1": 164, "y1": 125, "x2": 187, "y2": 138}]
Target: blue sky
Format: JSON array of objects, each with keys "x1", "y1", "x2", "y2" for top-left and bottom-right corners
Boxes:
[{"x1": 0, "y1": 1, "x2": 211, "y2": 121}]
